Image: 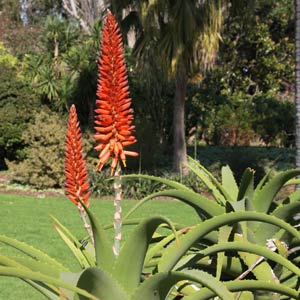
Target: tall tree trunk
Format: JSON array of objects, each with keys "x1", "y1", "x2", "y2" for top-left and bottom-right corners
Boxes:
[
  {"x1": 173, "y1": 65, "x2": 188, "y2": 175},
  {"x1": 295, "y1": 0, "x2": 300, "y2": 180}
]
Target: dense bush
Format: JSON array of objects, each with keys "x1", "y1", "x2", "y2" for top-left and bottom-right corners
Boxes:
[
  {"x1": 252, "y1": 96, "x2": 295, "y2": 146},
  {"x1": 187, "y1": 91, "x2": 295, "y2": 147},
  {"x1": 8, "y1": 108, "x2": 67, "y2": 188},
  {"x1": 0, "y1": 47, "x2": 39, "y2": 169}
]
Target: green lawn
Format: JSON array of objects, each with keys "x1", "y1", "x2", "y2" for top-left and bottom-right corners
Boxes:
[{"x1": 0, "y1": 193, "x2": 199, "y2": 300}]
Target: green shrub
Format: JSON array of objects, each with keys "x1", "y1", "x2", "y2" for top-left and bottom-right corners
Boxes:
[
  {"x1": 0, "y1": 63, "x2": 39, "y2": 168},
  {"x1": 8, "y1": 108, "x2": 66, "y2": 188},
  {"x1": 252, "y1": 96, "x2": 295, "y2": 147}
]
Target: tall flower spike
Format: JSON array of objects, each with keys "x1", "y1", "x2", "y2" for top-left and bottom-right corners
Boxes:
[
  {"x1": 94, "y1": 10, "x2": 138, "y2": 175},
  {"x1": 65, "y1": 104, "x2": 91, "y2": 206}
]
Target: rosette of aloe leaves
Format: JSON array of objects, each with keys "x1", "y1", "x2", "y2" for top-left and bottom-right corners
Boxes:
[{"x1": 122, "y1": 157, "x2": 300, "y2": 299}]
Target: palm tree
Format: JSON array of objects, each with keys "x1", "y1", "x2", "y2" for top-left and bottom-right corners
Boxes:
[
  {"x1": 113, "y1": 0, "x2": 251, "y2": 174},
  {"x1": 295, "y1": 0, "x2": 300, "y2": 175}
]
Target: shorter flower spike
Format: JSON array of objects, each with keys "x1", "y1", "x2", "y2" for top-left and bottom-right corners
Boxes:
[
  {"x1": 65, "y1": 104, "x2": 91, "y2": 206},
  {"x1": 94, "y1": 10, "x2": 138, "y2": 175}
]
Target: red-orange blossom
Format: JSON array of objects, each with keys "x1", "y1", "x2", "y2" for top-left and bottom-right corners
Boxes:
[
  {"x1": 65, "y1": 104, "x2": 90, "y2": 206},
  {"x1": 94, "y1": 10, "x2": 138, "y2": 174}
]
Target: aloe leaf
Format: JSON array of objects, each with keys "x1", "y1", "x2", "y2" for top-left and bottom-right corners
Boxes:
[
  {"x1": 59, "y1": 272, "x2": 83, "y2": 300},
  {"x1": 113, "y1": 216, "x2": 177, "y2": 295},
  {"x1": 0, "y1": 266, "x2": 100, "y2": 300},
  {"x1": 124, "y1": 189, "x2": 224, "y2": 222},
  {"x1": 80, "y1": 203, "x2": 115, "y2": 272},
  {"x1": 51, "y1": 215, "x2": 95, "y2": 267},
  {"x1": 121, "y1": 173, "x2": 192, "y2": 191},
  {"x1": 186, "y1": 157, "x2": 228, "y2": 204},
  {"x1": 234, "y1": 235, "x2": 277, "y2": 282},
  {"x1": 183, "y1": 280, "x2": 299, "y2": 300},
  {"x1": 216, "y1": 226, "x2": 232, "y2": 280},
  {"x1": 253, "y1": 169, "x2": 300, "y2": 213},
  {"x1": 0, "y1": 235, "x2": 68, "y2": 272},
  {"x1": 144, "y1": 227, "x2": 192, "y2": 268},
  {"x1": 254, "y1": 201, "x2": 300, "y2": 244},
  {"x1": 221, "y1": 165, "x2": 238, "y2": 201},
  {"x1": 75, "y1": 267, "x2": 128, "y2": 300},
  {"x1": 103, "y1": 218, "x2": 144, "y2": 230},
  {"x1": 0, "y1": 254, "x2": 62, "y2": 298},
  {"x1": 23, "y1": 280, "x2": 61, "y2": 300},
  {"x1": 238, "y1": 168, "x2": 255, "y2": 201},
  {"x1": 200, "y1": 241, "x2": 300, "y2": 276},
  {"x1": 255, "y1": 171, "x2": 271, "y2": 192},
  {"x1": 289, "y1": 190, "x2": 300, "y2": 203},
  {"x1": 284, "y1": 178, "x2": 300, "y2": 186},
  {"x1": 4, "y1": 256, "x2": 61, "y2": 278},
  {"x1": 174, "y1": 253, "x2": 244, "y2": 277},
  {"x1": 130, "y1": 270, "x2": 234, "y2": 300},
  {"x1": 158, "y1": 211, "x2": 300, "y2": 272},
  {"x1": 53, "y1": 223, "x2": 90, "y2": 269}
]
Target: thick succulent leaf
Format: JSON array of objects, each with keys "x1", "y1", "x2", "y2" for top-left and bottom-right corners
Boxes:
[
  {"x1": 200, "y1": 241, "x2": 300, "y2": 276},
  {"x1": 174, "y1": 253, "x2": 244, "y2": 278},
  {"x1": 216, "y1": 226, "x2": 232, "y2": 279},
  {"x1": 124, "y1": 189, "x2": 224, "y2": 222},
  {"x1": 23, "y1": 280, "x2": 61, "y2": 300},
  {"x1": 235, "y1": 235, "x2": 277, "y2": 282},
  {"x1": 158, "y1": 211, "x2": 300, "y2": 272},
  {"x1": 59, "y1": 272, "x2": 83, "y2": 300},
  {"x1": 5, "y1": 256, "x2": 61, "y2": 278},
  {"x1": 254, "y1": 201, "x2": 300, "y2": 244},
  {"x1": 238, "y1": 168, "x2": 255, "y2": 201},
  {"x1": 0, "y1": 254, "x2": 62, "y2": 298},
  {"x1": 186, "y1": 156, "x2": 227, "y2": 204},
  {"x1": 0, "y1": 266, "x2": 99, "y2": 300},
  {"x1": 103, "y1": 218, "x2": 143, "y2": 230},
  {"x1": 51, "y1": 215, "x2": 95, "y2": 267},
  {"x1": 255, "y1": 171, "x2": 271, "y2": 193},
  {"x1": 121, "y1": 174, "x2": 192, "y2": 191},
  {"x1": 144, "y1": 230, "x2": 184, "y2": 268},
  {"x1": 0, "y1": 234, "x2": 68, "y2": 272},
  {"x1": 225, "y1": 199, "x2": 252, "y2": 239},
  {"x1": 113, "y1": 216, "x2": 177, "y2": 295},
  {"x1": 183, "y1": 280, "x2": 299, "y2": 300},
  {"x1": 52, "y1": 222, "x2": 90, "y2": 269},
  {"x1": 253, "y1": 169, "x2": 300, "y2": 213},
  {"x1": 286, "y1": 189, "x2": 300, "y2": 203},
  {"x1": 80, "y1": 202, "x2": 114, "y2": 272},
  {"x1": 75, "y1": 267, "x2": 128, "y2": 300},
  {"x1": 284, "y1": 178, "x2": 300, "y2": 186},
  {"x1": 221, "y1": 165, "x2": 238, "y2": 201},
  {"x1": 129, "y1": 271, "x2": 234, "y2": 300}
]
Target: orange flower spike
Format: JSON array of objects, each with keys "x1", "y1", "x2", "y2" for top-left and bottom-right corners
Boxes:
[
  {"x1": 65, "y1": 104, "x2": 90, "y2": 206},
  {"x1": 94, "y1": 10, "x2": 138, "y2": 173}
]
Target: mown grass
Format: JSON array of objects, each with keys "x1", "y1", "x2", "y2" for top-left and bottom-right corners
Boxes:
[{"x1": 0, "y1": 193, "x2": 199, "y2": 300}]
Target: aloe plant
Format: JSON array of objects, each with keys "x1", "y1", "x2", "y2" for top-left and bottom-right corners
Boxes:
[{"x1": 122, "y1": 157, "x2": 300, "y2": 299}]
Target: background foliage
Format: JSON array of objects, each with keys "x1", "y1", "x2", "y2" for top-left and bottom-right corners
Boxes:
[{"x1": 0, "y1": 0, "x2": 296, "y2": 189}]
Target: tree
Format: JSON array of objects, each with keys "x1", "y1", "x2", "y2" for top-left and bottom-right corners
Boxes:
[
  {"x1": 62, "y1": 0, "x2": 107, "y2": 33},
  {"x1": 113, "y1": 0, "x2": 252, "y2": 174},
  {"x1": 295, "y1": 0, "x2": 300, "y2": 171}
]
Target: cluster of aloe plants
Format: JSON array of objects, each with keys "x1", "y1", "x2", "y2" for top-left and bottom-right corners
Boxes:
[
  {"x1": 123, "y1": 157, "x2": 300, "y2": 299},
  {"x1": 1, "y1": 10, "x2": 300, "y2": 300}
]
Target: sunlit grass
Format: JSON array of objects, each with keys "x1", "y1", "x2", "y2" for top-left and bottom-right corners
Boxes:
[{"x1": 0, "y1": 193, "x2": 199, "y2": 299}]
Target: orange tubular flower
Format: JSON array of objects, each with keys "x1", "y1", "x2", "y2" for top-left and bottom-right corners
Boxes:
[
  {"x1": 94, "y1": 11, "x2": 138, "y2": 174},
  {"x1": 65, "y1": 104, "x2": 91, "y2": 206}
]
